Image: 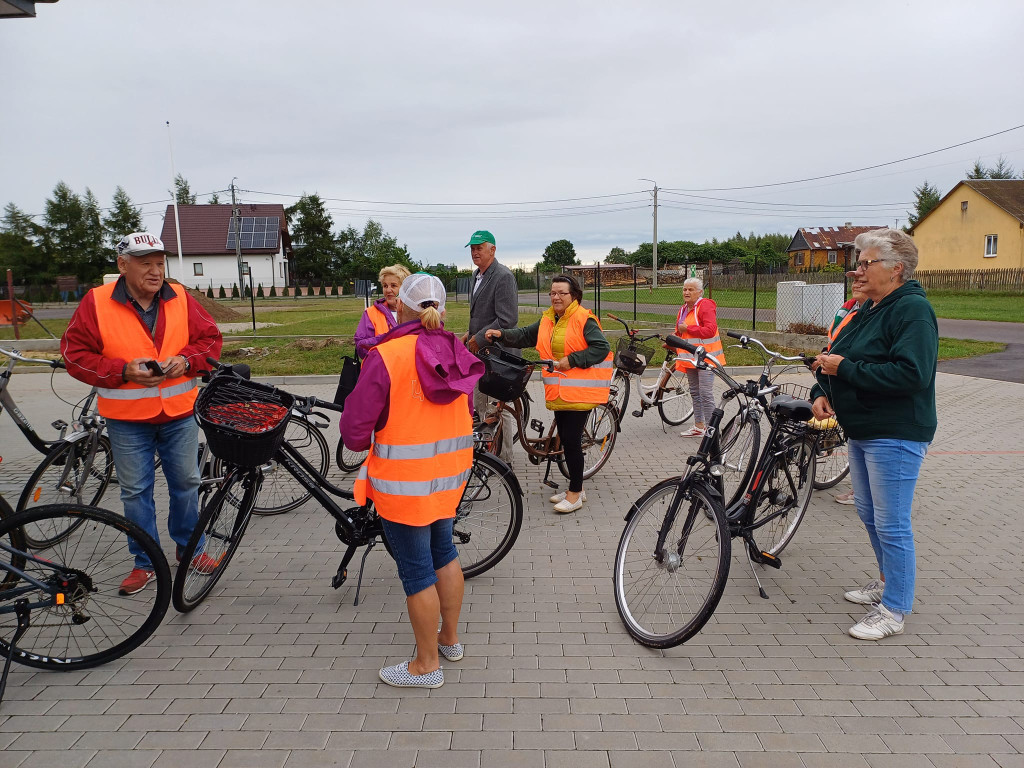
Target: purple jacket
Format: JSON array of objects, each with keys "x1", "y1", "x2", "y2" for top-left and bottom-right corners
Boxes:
[
  {"x1": 354, "y1": 298, "x2": 397, "y2": 359},
  {"x1": 339, "y1": 321, "x2": 484, "y2": 451}
]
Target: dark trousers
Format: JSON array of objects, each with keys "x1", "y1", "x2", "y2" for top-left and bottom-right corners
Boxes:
[{"x1": 554, "y1": 409, "x2": 590, "y2": 493}]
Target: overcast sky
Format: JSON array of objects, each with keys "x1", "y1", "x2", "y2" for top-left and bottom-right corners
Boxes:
[{"x1": 3, "y1": 1, "x2": 1023, "y2": 270}]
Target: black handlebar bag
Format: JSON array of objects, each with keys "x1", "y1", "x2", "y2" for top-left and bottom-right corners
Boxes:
[{"x1": 333, "y1": 355, "x2": 361, "y2": 409}]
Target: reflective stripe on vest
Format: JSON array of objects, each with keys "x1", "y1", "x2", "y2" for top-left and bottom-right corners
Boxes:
[
  {"x1": 353, "y1": 333, "x2": 473, "y2": 525},
  {"x1": 92, "y1": 281, "x2": 199, "y2": 420},
  {"x1": 536, "y1": 306, "x2": 613, "y2": 404},
  {"x1": 673, "y1": 299, "x2": 726, "y2": 371},
  {"x1": 827, "y1": 309, "x2": 857, "y2": 352},
  {"x1": 366, "y1": 304, "x2": 391, "y2": 336}
]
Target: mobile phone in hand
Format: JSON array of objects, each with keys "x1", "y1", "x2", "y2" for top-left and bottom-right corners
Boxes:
[{"x1": 145, "y1": 360, "x2": 165, "y2": 376}]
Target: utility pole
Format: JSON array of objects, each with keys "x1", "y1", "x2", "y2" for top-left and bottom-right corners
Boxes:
[
  {"x1": 231, "y1": 179, "x2": 244, "y2": 298},
  {"x1": 166, "y1": 121, "x2": 185, "y2": 280},
  {"x1": 640, "y1": 179, "x2": 659, "y2": 289}
]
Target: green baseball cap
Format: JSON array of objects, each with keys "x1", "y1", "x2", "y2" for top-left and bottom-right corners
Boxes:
[{"x1": 465, "y1": 230, "x2": 496, "y2": 247}]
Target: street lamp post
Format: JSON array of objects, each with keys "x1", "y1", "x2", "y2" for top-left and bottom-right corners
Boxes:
[{"x1": 639, "y1": 178, "x2": 658, "y2": 290}]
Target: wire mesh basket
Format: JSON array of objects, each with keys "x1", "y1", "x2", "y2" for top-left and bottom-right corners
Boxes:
[
  {"x1": 614, "y1": 336, "x2": 656, "y2": 374},
  {"x1": 195, "y1": 377, "x2": 294, "y2": 467},
  {"x1": 774, "y1": 382, "x2": 812, "y2": 401},
  {"x1": 806, "y1": 417, "x2": 845, "y2": 448}
]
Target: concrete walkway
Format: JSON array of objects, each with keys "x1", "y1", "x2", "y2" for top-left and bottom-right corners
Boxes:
[{"x1": 1, "y1": 370, "x2": 1023, "y2": 767}]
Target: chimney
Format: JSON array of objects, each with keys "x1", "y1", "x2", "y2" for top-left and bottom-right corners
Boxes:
[{"x1": 844, "y1": 221, "x2": 852, "y2": 228}]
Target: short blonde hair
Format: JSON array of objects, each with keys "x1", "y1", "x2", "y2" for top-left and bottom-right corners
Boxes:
[{"x1": 378, "y1": 264, "x2": 411, "y2": 285}]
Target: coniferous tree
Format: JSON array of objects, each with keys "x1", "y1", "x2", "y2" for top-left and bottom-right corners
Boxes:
[
  {"x1": 172, "y1": 173, "x2": 197, "y2": 205},
  {"x1": 103, "y1": 186, "x2": 143, "y2": 246},
  {"x1": 906, "y1": 181, "x2": 942, "y2": 230}
]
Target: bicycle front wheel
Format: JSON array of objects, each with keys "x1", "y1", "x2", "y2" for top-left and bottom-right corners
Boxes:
[
  {"x1": 608, "y1": 369, "x2": 631, "y2": 422},
  {"x1": 718, "y1": 409, "x2": 761, "y2": 509},
  {"x1": 0, "y1": 504, "x2": 171, "y2": 670},
  {"x1": 656, "y1": 370, "x2": 695, "y2": 426},
  {"x1": 749, "y1": 435, "x2": 816, "y2": 556},
  {"x1": 454, "y1": 451, "x2": 523, "y2": 578},
  {"x1": 813, "y1": 427, "x2": 849, "y2": 489},
  {"x1": 172, "y1": 468, "x2": 261, "y2": 612},
  {"x1": 16, "y1": 436, "x2": 114, "y2": 548},
  {"x1": 614, "y1": 478, "x2": 731, "y2": 648}
]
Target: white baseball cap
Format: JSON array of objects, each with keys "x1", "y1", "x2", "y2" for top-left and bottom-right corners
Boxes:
[
  {"x1": 398, "y1": 273, "x2": 446, "y2": 314},
  {"x1": 116, "y1": 232, "x2": 167, "y2": 257}
]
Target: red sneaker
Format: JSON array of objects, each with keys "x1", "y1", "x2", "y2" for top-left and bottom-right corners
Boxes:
[
  {"x1": 188, "y1": 552, "x2": 221, "y2": 575},
  {"x1": 119, "y1": 568, "x2": 156, "y2": 595}
]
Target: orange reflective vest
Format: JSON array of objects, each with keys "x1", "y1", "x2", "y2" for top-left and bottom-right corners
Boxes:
[
  {"x1": 536, "y1": 305, "x2": 613, "y2": 406},
  {"x1": 354, "y1": 334, "x2": 474, "y2": 526},
  {"x1": 673, "y1": 299, "x2": 726, "y2": 371},
  {"x1": 93, "y1": 281, "x2": 198, "y2": 421},
  {"x1": 365, "y1": 303, "x2": 392, "y2": 336},
  {"x1": 826, "y1": 308, "x2": 857, "y2": 352}
]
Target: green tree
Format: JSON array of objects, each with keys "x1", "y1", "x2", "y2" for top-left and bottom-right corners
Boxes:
[
  {"x1": 906, "y1": 180, "x2": 942, "y2": 230},
  {"x1": 605, "y1": 246, "x2": 629, "y2": 264},
  {"x1": 79, "y1": 188, "x2": 111, "y2": 281},
  {"x1": 739, "y1": 240, "x2": 789, "y2": 273},
  {"x1": 336, "y1": 219, "x2": 416, "y2": 280},
  {"x1": 966, "y1": 160, "x2": 988, "y2": 180},
  {"x1": 286, "y1": 193, "x2": 339, "y2": 283},
  {"x1": 0, "y1": 203, "x2": 46, "y2": 283},
  {"x1": 966, "y1": 156, "x2": 1018, "y2": 180},
  {"x1": 208, "y1": 191, "x2": 221, "y2": 204},
  {"x1": 172, "y1": 173, "x2": 197, "y2": 205},
  {"x1": 42, "y1": 181, "x2": 90, "y2": 282},
  {"x1": 102, "y1": 186, "x2": 143, "y2": 246},
  {"x1": 541, "y1": 239, "x2": 579, "y2": 270}
]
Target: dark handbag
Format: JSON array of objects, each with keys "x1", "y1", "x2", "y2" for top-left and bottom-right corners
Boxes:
[
  {"x1": 477, "y1": 346, "x2": 534, "y2": 402},
  {"x1": 333, "y1": 355, "x2": 361, "y2": 408}
]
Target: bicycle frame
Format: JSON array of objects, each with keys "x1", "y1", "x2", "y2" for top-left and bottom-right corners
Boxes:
[{"x1": 0, "y1": 351, "x2": 61, "y2": 455}]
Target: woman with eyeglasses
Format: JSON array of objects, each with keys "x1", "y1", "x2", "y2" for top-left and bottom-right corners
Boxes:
[
  {"x1": 810, "y1": 228, "x2": 938, "y2": 642},
  {"x1": 485, "y1": 274, "x2": 612, "y2": 514}
]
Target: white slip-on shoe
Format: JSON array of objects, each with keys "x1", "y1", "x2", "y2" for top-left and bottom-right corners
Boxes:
[
  {"x1": 848, "y1": 604, "x2": 904, "y2": 641},
  {"x1": 378, "y1": 661, "x2": 444, "y2": 688},
  {"x1": 550, "y1": 489, "x2": 586, "y2": 504},
  {"x1": 553, "y1": 496, "x2": 584, "y2": 514},
  {"x1": 844, "y1": 579, "x2": 884, "y2": 605}
]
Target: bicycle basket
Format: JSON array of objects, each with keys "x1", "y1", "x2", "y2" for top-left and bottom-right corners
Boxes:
[
  {"x1": 774, "y1": 382, "x2": 811, "y2": 401},
  {"x1": 195, "y1": 377, "x2": 294, "y2": 467},
  {"x1": 613, "y1": 336, "x2": 655, "y2": 375},
  {"x1": 477, "y1": 346, "x2": 534, "y2": 401}
]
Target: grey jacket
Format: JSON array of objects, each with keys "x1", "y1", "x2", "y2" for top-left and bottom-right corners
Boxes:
[{"x1": 468, "y1": 259, "x2": 520, "y2": 350}]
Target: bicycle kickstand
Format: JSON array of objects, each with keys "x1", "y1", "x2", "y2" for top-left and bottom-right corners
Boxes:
[
  {"x1": 743, "y1": 538, "x2": 772, "y2": 600},
  {"x1": 0, "y1": 600, "x2": 31, "y2": 707},
  {"x1": 541, "y1": 459, "x2": 559, "y2": 491},
  {"x1": 352, "y1": 541, "x2": 378, "y2": 607}
]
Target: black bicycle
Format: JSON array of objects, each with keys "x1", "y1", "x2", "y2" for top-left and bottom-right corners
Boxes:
[
  {"x1": 171, "y1": 360, "x2": 524, "y2": 612},
  {"x1": 0, "y1": 497, "x2": 171, "y2": 706},
  {"x1": 613, "y1": 334, "x2": 819, "y2": 648}
]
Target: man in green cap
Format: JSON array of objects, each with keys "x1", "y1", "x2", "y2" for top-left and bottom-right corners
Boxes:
[{"x1": 462, "y1": 230, "x2": 518, "y2": 460}]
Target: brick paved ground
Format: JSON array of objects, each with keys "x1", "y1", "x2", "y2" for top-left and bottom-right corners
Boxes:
[{"x1": 1, "y1": 369, "x2": 1023, "y2": 768}]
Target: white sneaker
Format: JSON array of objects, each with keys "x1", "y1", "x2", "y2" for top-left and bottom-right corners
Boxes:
[
  {"x1": 550, "y1": 489, "x2": 586, "y2": 504},
  {"x1": 844, "y1": 579, "x2": 884, "y2": 605},
  {"x1": 553, "y1": 496, "x2": 585, "y2": 514},
  {"x1": 834, "y1": 491, "x2": 856, "y2": 505},
  {"x1": 848, "y1": 604, "x2": 904, "y2": 641}
]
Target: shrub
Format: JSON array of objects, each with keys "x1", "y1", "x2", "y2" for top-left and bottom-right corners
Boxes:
[
  {"x1": 231, "y1": 283, "x2": 239, "y2": 298},
  {"x1": 218, "y1": 284, "x2": 227, "y2": 299},
  {"x1": 206, "y1": 286, "x2": 215, "y2": 298},
  {"x1": 257, "y1": 283, "x2": 264, "y2": 298},
  {"x1": 787, "y1": 322, "x2": 828, "y2": 336},
  {"x1": 331, "y1": 284, "x2": 339, "y2": 296},
  {"x1": 269, "y1": 285, "x2": 277, "y2": 298}
]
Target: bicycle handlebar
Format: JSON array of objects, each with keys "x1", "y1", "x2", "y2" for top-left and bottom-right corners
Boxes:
[
  {"x1": 479, "y1": 345, "x2": 555, "y2": 372},
  {"x1": 205, "y1": 356, "x2": 345, "y2": 416},
  {"x1": 724, "y1": 331, "x2": 813, "y2": 365},
  {"x1": 0, "y1": 347, "x2": 65, "y2": 369}
]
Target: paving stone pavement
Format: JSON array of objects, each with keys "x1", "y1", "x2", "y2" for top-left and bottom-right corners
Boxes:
[{"x1": 1, "y1": 369, "x2": 1023, "y2": 768}]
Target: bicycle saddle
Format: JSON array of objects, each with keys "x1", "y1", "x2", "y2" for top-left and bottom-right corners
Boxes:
[{"x1": 770, "y1": 394, "x2": 814, "y2": 421}]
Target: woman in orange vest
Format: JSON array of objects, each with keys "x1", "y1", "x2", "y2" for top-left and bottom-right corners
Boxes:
[
  {"x1": 353, "y1": 264, "x2": 411, "y2": 358},
  {"x1": 485, "y1": 274, "x2": 612, "y2": 514},
  {"x1": 672, "y1": 277, "x2": 726, "y2": 437},
  {"x1": 340, "y1": 273, "x2": 484, "y2": 689}
]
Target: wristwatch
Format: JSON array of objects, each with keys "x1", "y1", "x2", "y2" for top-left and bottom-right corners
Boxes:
[{"x1": 183, "y1": 357, "x2": 191, "y2": 374}]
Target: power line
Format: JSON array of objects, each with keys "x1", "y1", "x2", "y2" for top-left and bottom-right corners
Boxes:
[
  {"x1": 238, "y1": 187, "x2": 647, "y2": 206},
  {"x1": 659, "y1": 191, "x2": 915, "y2": 208}
]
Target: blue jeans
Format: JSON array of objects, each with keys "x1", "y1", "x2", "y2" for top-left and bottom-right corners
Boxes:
[
  {"x1": 106, "y1": 415, "x2": 202, "y2": 570},
  {"x1": 380, "y1": 517, "x2": 459, "y2": 597},
  {"x1": 847, "y1": 438, "x2": 928, "y2": 614}
]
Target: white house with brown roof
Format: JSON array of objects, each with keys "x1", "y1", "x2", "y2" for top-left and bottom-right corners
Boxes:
[
  {"x1": 786, "y1": 224, "x2": 886, "y2": 271},
  {"x1": 159, "y1": 204, "x2": 292, "y2": 293}
]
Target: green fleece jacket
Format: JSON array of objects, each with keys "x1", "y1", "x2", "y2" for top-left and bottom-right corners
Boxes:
[{"x1": 809, "y1": 280, "x2": 938, "y2": 442}]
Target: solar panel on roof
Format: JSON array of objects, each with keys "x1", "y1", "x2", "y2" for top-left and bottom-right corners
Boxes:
[{"x1": 226, "y1": 216, "x2": 279, "y2": 249}]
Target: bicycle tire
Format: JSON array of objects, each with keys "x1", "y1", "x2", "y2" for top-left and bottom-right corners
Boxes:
[
  {"x1": 16, "y1": 435, "x2": 114, "y2": 548},
  {"x1": 813, "y1": 426, "x2": 850, "y2": 490},
  {"x1": 0, "y1": 503, "x2": 171, "y2": 670},
  {"x1": 511, "y1": 392, "x2": 531, "y2": 443},
  {"x1": 614, "y1": 478, "x2": 731, "y2": 649},
  {"x1": 171, "y1": 468, "x2": 261, "y2": 612},
  {"x1": 656, "y1": 370, "x2": 695, "y2": 427},
  {"x1": 454, "y1": 451, "x2": 523, "y2": 579},
  {"x1": 336, "y1": 441, "x2": 369, "y2": 473},
  {"x1": 0, "y1": 495, "x2": 26, "y2": 592},
  {"x1": 223, "y1": 417, "x2": 329, "y2": 515},
  {"x1": 608, "y1": 369, "x2": 631, "y2": 422},
  {"x1": 718, "y1": 409, "x2": 761, "y2": 509},
  {"x1": 748, "y1": 435, "x2": 816, "y2": 556},
  {"x1": 556, "y1": 403, "x2": 618, "y2": 481}
]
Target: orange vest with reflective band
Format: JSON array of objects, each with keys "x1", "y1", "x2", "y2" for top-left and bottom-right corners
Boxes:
[
  {"x1": 673, "y1": 299, "x2": 726, "y2": 371},
  {"x1": 826, "y1": 308, "x2": 857, "y2": 352},
  {"x1": 93, "y1": 281, "x2": 198, "y2": 421},
  {"x1": 353, "y1": 334, "x2": 474, "y2": 526},
  {"x1": 536, "y1": 306, "x2": 614, "y2": 405},
  {"x1": 366, "y1": 304, "x2": 391, "y2": 335}
]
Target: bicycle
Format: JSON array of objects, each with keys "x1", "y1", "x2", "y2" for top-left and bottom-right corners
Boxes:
[
  {"x1": 605, "y1": 314, "x2": 694, "y2": 429},
  {"x1": 0, "y1": 496, "x2": 171, "y2": 706},
  {"x1": 171, "y1": 359, "x2": 524, "y2": 612},
  {"x1": 613, "y1": 333, "x2": 820, "y2": 648},
  {"x1": 474, "y1": 346, "x2": 618, "y2": 492}
]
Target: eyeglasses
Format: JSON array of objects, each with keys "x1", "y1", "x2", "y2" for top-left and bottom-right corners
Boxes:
[
  {"x1": 852, "y1": 258, "x2": 891, "y2": 273},
  {"x1": 548, "y1": 291, "x2": 572, "y2": 297}
]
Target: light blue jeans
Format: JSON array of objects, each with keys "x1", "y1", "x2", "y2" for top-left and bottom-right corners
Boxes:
[
  {"x1": 106, "y1": 415, "x2": 202, "y2": 570},
  {"x1": 847, "y1": 438, "x2": 929, "y2": 614}
]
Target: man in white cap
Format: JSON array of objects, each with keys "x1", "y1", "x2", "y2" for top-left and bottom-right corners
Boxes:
[{"x1": 61, "y1": 232, "x2": 222, "y2": 595}]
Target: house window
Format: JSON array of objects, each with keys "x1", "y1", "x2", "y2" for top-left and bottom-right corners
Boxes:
[
  {"x1": 241, "y1": 262, "x2": 250, "y2": 275},
  {"x1": 961, "y1": 201, "x2": 968, "y2": 213},
  {"x1": 827, "y1": 250, "x2": 837, "y2": 264},
  {"x1": 193, "y1": 263, "x2": 203, "y2": 276},
  {"x1": 794, "y1": 252, "x2": 805, "y2": 266},
  {"x1": 985, "y1": 235, "x2": 998, "y2": 257}
]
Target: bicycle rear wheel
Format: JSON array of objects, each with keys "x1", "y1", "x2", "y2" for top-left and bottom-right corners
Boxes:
[
  {"x1": 557, "y1": 403, "x2": 617, "y2": 481},
  {"x1": 336, "y1": 441, "x2": 369, "y2": 473},
  {"x1": 748, "y1": 435, "x2": 816, "y2": 556},
  {"x1": 16, "y1": 436, "x2": 114, "y2": 548},
  {"x1": 172, "y1": 468, "x2": 261, "y2": 612},
  {"x1": 245, "y1": 417, "x2": 329, "y2": 515},
  {"x1": 813, "y1": 427, "x2": 849, "y2": 489},
  {"x1": 0, "y1": 504, "x2": 171, "y2": 670},
  {"x1": 657, "y1": 370, "x2": 694, "y2": 426},
  {"x1": 454, "y1": 451, "x2": 523, "y2": 578},
  {"x1": 608, "y1": 370, "x2": 631, "y2": 422},
  {"x1": 614, "y1": 478, "x2": 731, "y2": 648}
]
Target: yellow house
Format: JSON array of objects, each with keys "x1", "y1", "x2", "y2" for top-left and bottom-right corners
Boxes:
[{"x1": 910, "y1": 180, "x2": 1024, "y2": 269}]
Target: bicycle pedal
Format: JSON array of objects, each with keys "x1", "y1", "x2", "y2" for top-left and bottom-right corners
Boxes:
[
  {"x1": 757, "y1": 551, "x2": 783, "y2": 569},
  {"x1": 542, "y1": 480, "x2": 559, "y2": 489},
  {"x1": 631, "y1": 410, "x2": 643, "y2": 418},
  {"x1": 331, "y1": 568, "x2": 348, "y2": 589}
]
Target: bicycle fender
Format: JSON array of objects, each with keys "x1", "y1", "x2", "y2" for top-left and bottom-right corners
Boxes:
[{"x1": 60, "y1": 430, "x2": 95, "y2": 445}]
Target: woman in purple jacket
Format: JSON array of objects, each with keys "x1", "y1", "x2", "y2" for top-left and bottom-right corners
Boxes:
[{"x1": 354, "y1": 264, "x2": 411, "y2": 358}]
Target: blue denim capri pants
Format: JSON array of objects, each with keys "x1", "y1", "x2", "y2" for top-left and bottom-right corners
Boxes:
[{"x1": 379, "y1": 517, "x2": 460, "y2": 597}]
